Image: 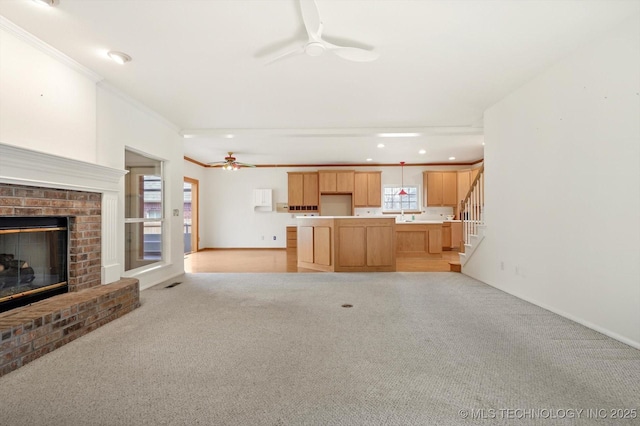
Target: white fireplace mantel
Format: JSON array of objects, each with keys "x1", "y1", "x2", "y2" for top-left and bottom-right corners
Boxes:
[
  {"x1": 0, "y1": 143, "x2": 127, "y2": 284},
  {"x1": 0, "y1": 143, "x2": 127, "y2": 193}
]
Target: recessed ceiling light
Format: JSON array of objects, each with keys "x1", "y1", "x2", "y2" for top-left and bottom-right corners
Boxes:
[
  {"x1": 366, "y1": 158, "x2": 373, "y2": 162},
  {"x1": 377, "y1": 133, "x2": 421, "y2": 138},
  {"x1": 418, "y1": 149, "x2": 426, "y2": 155},
  {"x1": 377, "y1": 143, "x2": 385, "y2": 148},
  {"x1": 482, "y1": 142, "x2": 485, "y2": 146},
  {"x1": 107, "y1": 51, "x2": 132, "y2": 64},
  {"x1": 449, "y1": 156, "x2": 456, "y2": 160},
  {"x1": 32, "y1": 0, "x2": 59, "y2": 6},
  {"x1": 224, "y1": 134, "x2": 234, "y2": 139}
]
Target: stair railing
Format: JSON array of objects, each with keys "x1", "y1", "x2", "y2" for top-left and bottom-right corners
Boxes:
[{"x1": 459, "y1": 165, "x2": 484, "y2": 252}]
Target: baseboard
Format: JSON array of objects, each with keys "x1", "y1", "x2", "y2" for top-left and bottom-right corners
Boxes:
[{"x1": 470, "y1": 279, "x2": 640, "y2": 350}]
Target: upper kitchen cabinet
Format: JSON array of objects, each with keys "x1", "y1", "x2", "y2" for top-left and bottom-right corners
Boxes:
[
  {"x1": 288, "y1": 172, "x2": 319, "y2": 212},
  {"x1": 354, "y1": 172, "x2": 382, "y2": 207},
  {"x1": 424, "y1": 171, "x2": 457, "y2": 207},
  {"x1": 457, "y1": 170, "x2": 471, "y2": 205},
  {"x1": 319, "y1": 170, "x2": 355, "y2": 193},
  {"x1": 457, "y1": 167, "x2": 482, "y2": 205}
]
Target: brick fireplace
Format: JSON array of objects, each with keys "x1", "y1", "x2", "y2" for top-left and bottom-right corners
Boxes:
[
  {"x1": 0, "y1": 143, "x2": 138, "y2": 377},
  {"x1": 0, "y1": 183, "x2": 103, "y2": 295}
]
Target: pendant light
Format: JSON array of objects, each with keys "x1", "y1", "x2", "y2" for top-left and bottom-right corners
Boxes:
[{"x1": 398, "y1": 161, "x2": 408, "y2": 195}]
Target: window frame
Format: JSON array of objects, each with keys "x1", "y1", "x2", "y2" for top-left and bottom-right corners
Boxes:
[
  {"x1": 124, "y1": 149, "x2": 165, "y2": 272},
  {"x1": 382, "y1": 184, "x2": 421, "y2": 213}
]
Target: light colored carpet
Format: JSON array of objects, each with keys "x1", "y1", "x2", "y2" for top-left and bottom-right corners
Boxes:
[{"x1": 1, "y1": 272, "x2": 638, "y2": 425}]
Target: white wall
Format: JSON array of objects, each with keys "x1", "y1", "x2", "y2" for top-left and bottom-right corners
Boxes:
[
  {"x1": 196, "y1": 164, "x2": 469, "y2": 248},
  {"x1": 0, "y1": 21, "x2": 97, "y2": 163},
  {"x1": 0, "y1": 19, "x2": 185, "y2": 291},
  {"x1": 464, "y1": 15, "x2": 640, "y2": 348},
  {"x1": 97, "y1": 86, "x2": 185, "y2": 289}
]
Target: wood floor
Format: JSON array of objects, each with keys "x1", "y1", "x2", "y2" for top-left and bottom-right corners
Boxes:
[{"x1": 184, "y1": 248, "x2": 461, "y2": 273}]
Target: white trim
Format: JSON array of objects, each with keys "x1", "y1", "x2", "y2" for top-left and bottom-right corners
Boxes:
[
  {"x1": 0, "y1": 143, "x2": 127, "y2": 192},
  {"x1": 0, "y1": 16, "x2": 103, "y2": 83},
  {"x1": 468, "y1": 278, "x2": 640, "y2": 350}
]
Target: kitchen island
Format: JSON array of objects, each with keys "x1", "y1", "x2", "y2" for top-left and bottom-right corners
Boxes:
[
  {"x1": 297, "y1": 216, "x2": 396, "y2": 272},
  {"x1": 395, "y1": 220, "x2": 443, "y2": 258}
]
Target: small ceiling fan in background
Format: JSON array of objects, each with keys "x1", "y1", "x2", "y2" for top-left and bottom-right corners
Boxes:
[
  {"x1": 264, "y1": 0, "x2": 380, "y2": 64},
  {"x1": 207, "y1": 152, "x2": 256, "y2": 170}
]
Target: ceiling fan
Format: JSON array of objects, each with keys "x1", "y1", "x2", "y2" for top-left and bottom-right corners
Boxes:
[
  {"x1": 265, "y1": 0, "x2": 380, "y2": 64},
  {"x1": 208, "y1": 152, "x2": 256, "y2": 170}
]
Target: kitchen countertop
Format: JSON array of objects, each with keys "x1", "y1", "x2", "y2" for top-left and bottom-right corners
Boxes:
[
  {"x1": 296, "y1": 215, "x2": 394, "y2": 219},
  {"x1": 295, "y1": 216, "x2": 461, "y2": 223}
]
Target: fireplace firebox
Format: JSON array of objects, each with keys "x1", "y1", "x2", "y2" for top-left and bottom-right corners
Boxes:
[{"x1": 0, "y1": 217, "x2": 69, "y2": 313}]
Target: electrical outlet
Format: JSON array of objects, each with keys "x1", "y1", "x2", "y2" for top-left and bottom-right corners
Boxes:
[
  {"x1": 273, "y1": 236, "x2": 276, "y2": 240},
  {"x1": 500, "y1": 261, "x2": 504, "y2": 271}
]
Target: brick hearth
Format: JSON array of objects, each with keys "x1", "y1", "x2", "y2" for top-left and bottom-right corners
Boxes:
[{"x1": 0, "y1": 183, "x2": 140, "y2": 377}]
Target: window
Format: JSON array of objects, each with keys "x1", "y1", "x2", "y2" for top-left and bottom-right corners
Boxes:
[
  {"x1": 124, "y1": 150, "x2": 164, "y2": 271},
  {"x1": 383, "y1": 185, "x2": 420, "y2": 212}
]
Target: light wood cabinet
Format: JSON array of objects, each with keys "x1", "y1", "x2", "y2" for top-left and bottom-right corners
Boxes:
[
  {"x1": 458, "y1": 168, "x2": 482, "y2": 204},
  {"x1": 286, "y1": 226, "x2": 297, "y2": 249},
  {"x1": 424, "y1": 171, "x2": 457, "y2": 207},
  {"x1": 451, "y1": 222, "x2": 462, "y2": 250},
  {"x1": 354, "y1": 172, "x2": 382, "y2": 207},
  {"x1": 442, "y1": 221, "x2": 463, "y2": 250},
  {"x1": 442, "y1": 222, "x2": 452, "y2": 248},
  {"x1": 288, "y1": 172, "x2": 318, "y2": 212},
  {"x1": 457, "y1": 170, "x2": 471, "y2": 205},
  {"x1": 296, "y1": 217, "x2": 396, "y2": 272},
  {"x1": 456, "y1": 167, "x2": 482, "y2": 218},
  {"x1": 319, "y1": 170, "x2": 354, "y2": 193},
  {"x1": 395, "y1": 223, "x2": 443, "y2": 257}
]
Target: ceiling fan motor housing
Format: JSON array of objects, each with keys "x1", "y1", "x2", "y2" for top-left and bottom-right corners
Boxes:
[{"x1": 305, "y1": 42, "x2": 325, "y2": 56}]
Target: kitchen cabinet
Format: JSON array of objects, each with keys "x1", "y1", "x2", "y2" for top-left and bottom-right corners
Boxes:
[
  {"x1": 286, "y1": 226, "x2": 297, "y2": 249},
  {"x1": 288, "y1": 172, "x2": 319, "y2": 212},
  {"x1": 319, "y1": 170, "x2": 354, "y2": 193},
  {"x1": 442, "y1": 221, "x2": 463, "y2": 250},
  {"x1": 424, "y1": 171, "x2": 457, "y2": 207},
  {"x1": 456, "y1": 167, "x2": 482, "y2": 218},
  {"x1": 442, "y1": 222, "x2": 452, "y2": 248},
  {"x1": 457, "y1": 168, "x2": 481, "y2": 204},
  {"x1": 457, "y1": 170, "x2": 471, "y2": 206},
  {"x1": 451, "y1": 221, "x2": 462, "y2": 249},
  {"x1": 354, "y1": 172, "x2": 382, "y2": 207},
  {"x1": 296, "y1": 216, "x2": 396, "y2": 272},
  {"x1": 395, "y1": 222, "x2": 442, "y2": 258}
]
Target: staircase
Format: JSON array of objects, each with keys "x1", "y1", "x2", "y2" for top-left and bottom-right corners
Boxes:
[{"x1": 458, "y1": 165, "x2": 485, "y2": 267}]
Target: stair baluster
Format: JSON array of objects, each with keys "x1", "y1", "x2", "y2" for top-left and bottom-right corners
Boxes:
[{"x1": 459, "y1": 165, "x2": 485, "y2": 263}]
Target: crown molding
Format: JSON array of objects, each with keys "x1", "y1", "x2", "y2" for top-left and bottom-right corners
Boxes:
[
  {"x1": 0, "y1": 16, "x2": 103, "y2": 83},
  {"x1": 98, "y1": 81, "x2": 181, "y2": 134},
  {"x1": 185, "y1": 156, "x2": 484, "y2": 169}
]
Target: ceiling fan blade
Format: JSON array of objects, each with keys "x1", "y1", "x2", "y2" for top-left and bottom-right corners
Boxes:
[
  {"x1": 325, "y1": 44, "x2": 380, "y2": 62},
  {"x1": 300, "y1": 0, "x2": 322, "y2": 40},
  {"x1": 236, "y1": 162, "x2": 256, "y2": 168},
  {"x1": 264, "y1": 45, "x2": 305, "y2": 65}
]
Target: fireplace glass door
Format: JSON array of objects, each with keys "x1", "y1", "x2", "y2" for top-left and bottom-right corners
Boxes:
[{"x1": 0, "y1": 217, "x2": 68, "y2": 312}]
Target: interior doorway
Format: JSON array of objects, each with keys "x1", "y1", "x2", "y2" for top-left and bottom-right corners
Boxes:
[{"x1": 183, "y1": 177, "x2": 199, "y2": 254}]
